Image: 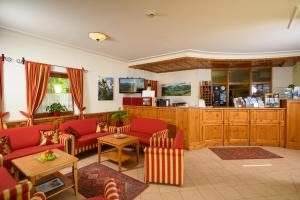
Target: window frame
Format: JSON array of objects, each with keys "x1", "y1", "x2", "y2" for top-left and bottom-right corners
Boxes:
[{"x1": 34, "y1": 72, "x2": 74, "y2": 118}]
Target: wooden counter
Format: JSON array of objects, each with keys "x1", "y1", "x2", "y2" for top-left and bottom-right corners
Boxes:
[{"x1": 124, "y1": 106, "x2": 286, "y2": 150}]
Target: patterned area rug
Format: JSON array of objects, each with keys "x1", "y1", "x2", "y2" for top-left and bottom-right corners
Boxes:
[
  {"x1": 66, "y1": 162, "x2": 148, "y2": 199},
  {"x1": 209, "y1": 147, "x2": 282, "y2": 160}
]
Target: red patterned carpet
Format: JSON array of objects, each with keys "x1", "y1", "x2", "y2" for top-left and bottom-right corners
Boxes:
[
  {"x1": 66, "y1": 162, "x2": 148, "y2": 199},
  {"x1": 209, "y1": 147, "x2": 282, "y2": 160}
]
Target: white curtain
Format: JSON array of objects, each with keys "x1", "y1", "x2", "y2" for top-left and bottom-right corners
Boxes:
[{"x1": 37, "y1": 93, "x2": 73, "y2": 113}]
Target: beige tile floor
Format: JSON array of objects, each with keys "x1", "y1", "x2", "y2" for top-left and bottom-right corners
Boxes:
[{"x1": 52, "y1": 147, "x2": 300, "y2": 200}]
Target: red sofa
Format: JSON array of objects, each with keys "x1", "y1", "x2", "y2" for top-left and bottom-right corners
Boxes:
[
  {"x1": 0, "y1": 155, "x2": 46, "y2": 200},
  {"x1": 0, "y1": 124, "x2": 70, "y2": 172},
  {"x1": 117, "y1": 118, "x2": 169, "y2": 145},
  {"x1": 59, "y1": 118, "x2": 116, "y2": 155}
]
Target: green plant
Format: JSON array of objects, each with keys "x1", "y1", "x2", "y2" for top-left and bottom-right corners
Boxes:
[
  {"x1": 111, "y1": 107, "x2": 127, "y2": 123},
  {"x1": 46, "y1": 102, "x2": 68, "y2": 113}
]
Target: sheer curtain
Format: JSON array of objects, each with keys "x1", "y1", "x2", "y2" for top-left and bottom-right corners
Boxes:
[{"x1": 37, "y1": 93, "x2": 73, "y2": 113}]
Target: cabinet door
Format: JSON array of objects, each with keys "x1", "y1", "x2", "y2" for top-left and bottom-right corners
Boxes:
[
  {"x1": 224, "y1": 124, "x2": 249, "y2": 146},
  {"x1": 202, "y1": 124, "x2": 223, "y2": 146},
  {"x1": 157, "y1": 108, "x2": 176, "y2": 125},
  {"x1": 202, "y1": 109, "x2": 223, "y2": 123},
  {"x1": 250, "y1": 124, "x2": 280, "y2": 146},
  {"x1": 286, "y1": 101, "x2": 300, "y2": 149},
  {"x1": 140, "y1": 107, "x2": 156, "y2": 119}
]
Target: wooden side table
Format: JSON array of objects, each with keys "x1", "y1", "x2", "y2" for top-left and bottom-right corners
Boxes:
[
  {"x1": 12, "y1": 149, "x2": 78, "y2": 198},
  {"x1": 97, "y1": 134, "x2": 139, "y2": 172}
]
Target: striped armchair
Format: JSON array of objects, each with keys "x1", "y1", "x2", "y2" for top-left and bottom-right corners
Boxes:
[
  {"x1": 144, "y1": 131, "x2": 184, "y2": 186},
  {"x1": 86, "y1": 178, "x2": 119, "y2": 200},
  {"x1": 0, "y1": 155, "x2": 46, "y2": 200}
]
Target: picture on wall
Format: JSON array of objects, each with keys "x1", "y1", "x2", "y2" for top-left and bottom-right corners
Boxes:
[
  {"x1": 98, "y1": 77, "x2": 114, "y2": 100},
  {"x1": 162, "y1": 82, "x2": 191, "y2": 96}
]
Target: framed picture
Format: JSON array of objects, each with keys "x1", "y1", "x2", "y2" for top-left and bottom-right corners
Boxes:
[
  {"x1": 161, "y1": 82, "x2": 191, "y2": 96},
  {"x1": 98, "y1": 77, "x2": 114, "y2": 100}
]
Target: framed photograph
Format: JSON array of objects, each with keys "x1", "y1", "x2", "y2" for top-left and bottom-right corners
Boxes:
[
  {"x1": 161, "y1": 82, "x2": 191, "y2": 96},
  {"x1": 98, "y1": 77, "x2": 114, "y2": 100}
]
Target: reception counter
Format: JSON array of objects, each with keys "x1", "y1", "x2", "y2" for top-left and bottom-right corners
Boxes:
[{"x1": 123, "y1": 106, "x2": 286, "y2": 150}]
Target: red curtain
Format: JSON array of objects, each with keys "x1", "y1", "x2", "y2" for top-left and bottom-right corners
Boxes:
[
  {"x1": 0, "y1": 56, "x2": 9, "y2": 129},
  {"x1": 144, "y1": 79, "x2": 158, "y2": 97},
  {"x1": 67, "y1": 68, "x2": 85, "y2": 119},
  {"x1": 20, "y1": 61, "x2": 51, "y2": 126}
]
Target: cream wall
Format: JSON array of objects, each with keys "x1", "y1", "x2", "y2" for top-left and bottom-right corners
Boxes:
[
  {"x1": 294, "y1": 62, "x2": 300, "y2": 86},
  {"x1": 0, "y1": 29, "x2": 155, "y2": 121},
  {"x1": 155, "y1": 67, "x2": 294, "y2": 106}
]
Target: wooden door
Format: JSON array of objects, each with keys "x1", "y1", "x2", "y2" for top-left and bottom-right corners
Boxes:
[{"x1": 250, "y1": 124, "x2": 280, "y2": 146}]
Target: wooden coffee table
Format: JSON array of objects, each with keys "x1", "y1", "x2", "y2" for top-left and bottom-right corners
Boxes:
[
  {"x1": 98, "y1": 134, "x2": 139, "y2": 172},
  {"x1": 12, "y1": 149, "x2": 78, "y2": 198}
]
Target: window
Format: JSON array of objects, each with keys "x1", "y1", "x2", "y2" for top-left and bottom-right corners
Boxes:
[{"x1": 35, "y1": 72, "x2": 74, "y2": 117}]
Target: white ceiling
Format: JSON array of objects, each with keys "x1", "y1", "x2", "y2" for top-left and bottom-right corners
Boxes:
[{"x1": 0, "y1": 0, "x2": 300, "y2": 62}]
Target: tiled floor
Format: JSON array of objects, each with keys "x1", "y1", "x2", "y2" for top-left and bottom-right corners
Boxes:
[{"x1": 54, "y1": 147, "x2": 300, "y2": 200}]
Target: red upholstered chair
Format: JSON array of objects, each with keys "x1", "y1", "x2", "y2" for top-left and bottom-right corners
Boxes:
[
  {"x1": 144, "y1": 131, "x2": 184, "y2": 186},
  {"x1": 117, "y1": 118, "x2": 169, "y2": 145},
  {"x1": 86, "y1": 178, "x2": 119, "y2": 200},
  {"x1": 0, "y1": 155, "x2": 46, "y2": 200}
]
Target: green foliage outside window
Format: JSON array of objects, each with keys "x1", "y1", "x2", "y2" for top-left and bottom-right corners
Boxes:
[{"x1": 48, "y1": 77, "x2": 70, "y2": 93}]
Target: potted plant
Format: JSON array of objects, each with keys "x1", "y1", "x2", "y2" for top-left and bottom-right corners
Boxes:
[
  {"x1": 111, "y1": 107, "x2": 127, "y2": 127},
  {"x1": 46, "y1": 102, "x2": 68, "y2": 116}
]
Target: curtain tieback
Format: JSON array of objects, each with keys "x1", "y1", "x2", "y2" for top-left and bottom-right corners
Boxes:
[
  {"x1": 80, "y1": 107, "x2": 86, "y2": 112},
  {"x1": 19, "y1": 111, "x2": 33, "y2": 118},
  {"x1": 0, "y1": 112, "x2": 9, "y2": 118}
]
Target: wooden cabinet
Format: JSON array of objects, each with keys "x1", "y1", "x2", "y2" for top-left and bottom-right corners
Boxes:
[
  {"x1": 224, "y1": 109, "x2": 250, "y2": 146},
  {"x1": 250, "y1": 110, "x2": 281, "y2": 147},
  {"x1": 202, "y1": 109, "x2": 223, "y2": 146},
  {"x1": 176, "y1": 108, "x2": 190, "y2": 148},
  {"x1": 281, "y1": 100, "x2": 300, "y2": 149},
  {"x1": 156, "y1": 108, "x2": 176, "y2": 125}
]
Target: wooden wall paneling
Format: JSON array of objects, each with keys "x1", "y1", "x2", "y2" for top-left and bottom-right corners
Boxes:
[
  {"x1": 176, "y1": 108, "x2": 190, "y2": 148},
  {"x1": 202, "y1": 109, "x2": 224, "y2": 146},
  {"x1": 282, "y1": 100, "x2": 300, "y2": 149},
  {"x1": 224, "y1": 109, "x2": 250, "y2": 146},
  {"x1": 280, "y1": 109, "x2": 286, "y2": 147},
  {"x1": 188, "y1": 108, "x2": 203, "y2": 149}
]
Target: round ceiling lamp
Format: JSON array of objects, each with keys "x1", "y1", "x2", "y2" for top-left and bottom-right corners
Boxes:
[{"x1": 88, "y1": 32, "x2": 108, "y2": 42}]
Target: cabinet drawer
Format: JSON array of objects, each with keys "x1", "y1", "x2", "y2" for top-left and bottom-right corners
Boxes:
[
  {"x1": 202, "y1": 109, "x2": 223, "y2": 123},
  {"x1": 224, "y1": 110, "x2": 249, "y2": 123},
  {"x1": 250, "y1": 110, "x2": 280, "y2": 124}
]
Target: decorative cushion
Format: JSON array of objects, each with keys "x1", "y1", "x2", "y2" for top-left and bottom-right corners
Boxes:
[
  {"x1": 104, "y1": 178, "x2": 119, "y2": 200},
  {"x1": 65, "y1": 127, "x2": 80, "y2": 138},
  {"x1": 40, "y1": 130, "x2": 59, "y2": 146},
  {"x1": 173, "y1": 131, "x2": 184, "y2": 149},
  {"x1": 96, "y1": 122, "x2": 108, "y2": 133},
  {"x1": 0, "y1": 136, "x2": 11, "y2": 155}
]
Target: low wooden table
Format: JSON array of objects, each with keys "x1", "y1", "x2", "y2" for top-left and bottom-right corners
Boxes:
[
  {"x1": 98, "y1": 134, "x2": 139, "y2": 172},
  {"x1": 12, "y1": 149, "x2": 78, "y2": 198}
]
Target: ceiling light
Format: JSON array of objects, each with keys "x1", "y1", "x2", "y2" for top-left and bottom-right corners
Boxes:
[
  {"x1": 88, "y1": 32, "x2": 108, "y2": 42},
  {"x1": 146, "y1": 11, "x2": 158, "y2": 18}
]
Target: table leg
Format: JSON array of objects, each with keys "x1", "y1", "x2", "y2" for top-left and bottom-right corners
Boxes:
[
  {"x1": 136, "y1": 142, "x2": 140, "y2": 163},
  {"x1": 98, "y1": 142, "x2": 102, "y2": 163},
  {"x1": 118, "y1": 147, "x2": 122, "y2": 172},
  {"x1": 72, "y1": 161, "x2": 78, "y2": 196},
  {"x1": 30, "y1": 176, "x2": 36, "y2": 196}
]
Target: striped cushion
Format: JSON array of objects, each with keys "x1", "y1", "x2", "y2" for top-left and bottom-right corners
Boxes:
[
  {"x1": 30, "y1": 192, "x2": 46, "y2": 200},
  {"x1": 152, "y1": 129, "x2": 169, "y2": 138},
  {"x1": 150, "y1": 137, "x2": 174, "y2": 148},
  {"x1": 117, "y1": 125, "x2": 131, "y2": 133},
  {"x1": 0, "y1": 181, "x2": 32, "y2": 200},
  {"x1": 108, "y1": 126, "x2": 116, "y2": 133},
  {"x1": 104, "y1": 179, "x2": 119, "y2": 200}
]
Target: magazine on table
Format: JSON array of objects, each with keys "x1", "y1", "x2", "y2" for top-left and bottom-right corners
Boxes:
[{"x1": 35, "y1": 178, "x2": 64, "y2": 193}]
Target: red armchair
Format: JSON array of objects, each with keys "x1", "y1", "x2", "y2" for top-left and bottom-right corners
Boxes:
[
  {"x1": 117, "y1": 118, "x2": 168, "y2": 145},
  {"x1": 144, "y1": 131, "x2": 184, "y2": 186},
  {"x1": 0, "y1": 155, "x2": 46, "y2": 200}
]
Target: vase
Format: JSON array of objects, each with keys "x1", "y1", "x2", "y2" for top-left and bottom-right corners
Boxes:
[{"x1": 52, "y1": 112, "x2": 61, "y2": 117}]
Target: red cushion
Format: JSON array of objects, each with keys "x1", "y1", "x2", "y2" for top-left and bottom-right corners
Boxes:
[
  {"x1": 60, "y1": 119, "x2": 97, "y2": 137},
  {"x1": 0, "y1": 166, "x2": 17, "y2": 191},
  {"x1": 3, "y1": 144, "x2": 64, "y2": 169},
  {"x1": 173, "y1": 131, "x2": 184, "y2": 149},
  {"x1": 0, "y1": 124, "x2": 54, "y2": 150},
  {"x1": 127, "y1": 131, "x2": 151, "y2": 145},
  {"x1": 130, "y1": 118, "x2": 167, "y2": 134},
  {"x1": 76, "y1": 132, "x2": 111, "y2": 148}
]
